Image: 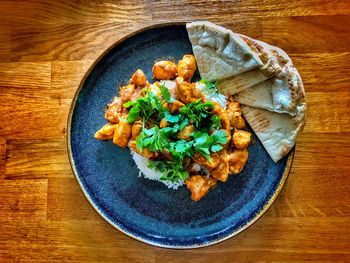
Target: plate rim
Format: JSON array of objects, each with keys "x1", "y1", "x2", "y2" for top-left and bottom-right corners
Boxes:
[{"x1": 66, "y1": 21, "x2": 295, "y2": 249}]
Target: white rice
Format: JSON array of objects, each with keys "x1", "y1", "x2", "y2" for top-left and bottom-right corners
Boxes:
[
  {"x1": 131, "y1": 151, "x2": 184, "y2": 189},
  {"x1": 131, "y1": 82, "x2": 228, "y2": 189}
]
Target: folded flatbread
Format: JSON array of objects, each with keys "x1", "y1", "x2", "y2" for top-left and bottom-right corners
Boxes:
[
  {"x1": 186, "y1": 21, "x2": 263, "y2": 81},
  {"x1": 241, "y1": 104, "x2": 306, "y2": 162},
  {"x1": 217, "y1": 36, "x2": 282, "y2": 95},
  {"x1": 234, "y1": 48, "x2": 306, "y2": 117},
  {"x1": 186, "y1": 21, "x2": 306, "y2": 163},
  {"x1": 238, "y1": 46, "x2": 306, "y2": 162}
]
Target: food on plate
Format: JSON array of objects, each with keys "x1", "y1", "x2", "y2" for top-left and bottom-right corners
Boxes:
[
  {"x1": 217, "y1": 37, "x2": 282, "y2": 95},
  {"x1": 153, "y1": 61, "x2": 178, "y2": 80},
  {"x1": 186, "y1": 21, "x2": 263, "y2": 81},
  {"x1": 186, "y1": 21, "x2": 306, "y2": 163},
  {"x1": 241, "y1": 105, "x2": 305, "y2": 163},
  {"x1": 234, "y1": 51, "x2": 306, "y2": 116},
  {"x1": 94, "y1": 55, "x2": 251, "y2": 201},
  {"x1": 94, "y1": 21, "x2": 307, "y2": 201}
]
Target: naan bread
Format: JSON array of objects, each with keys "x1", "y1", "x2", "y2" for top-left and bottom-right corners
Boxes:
[
  {"x1": 242, "y1": 104, "x2": 306, "y2": 162},
  {"x1": 217, "y1": 36, "x2": 282, "y2": 95},
  {"x1": 186, "y1": 21, "x2": 263, "y2": 81},
  {"x1": 235, "y1": 48, "x2": 306, "y2": 116}
]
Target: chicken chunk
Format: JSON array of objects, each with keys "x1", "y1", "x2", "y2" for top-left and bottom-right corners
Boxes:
[
  {"x1": 120, "y1": 84, "x2": 136, "y2": 102},
  {"x1": 128, "y1": 140, "x2": 158, "y2": 159},
  {"x1": 163, "y1": 99, "x2": 185, "y2": 113},
  {"x1": 131, "y1": 120, "x2": 142, "y2": 140},
  {"x1": 105, "y1": 97, "x2": 128, "y2": 123},
  {"x1": 227, "y1": 101, "x2": 245, "y2": 129},
  {"x1": 211, "y1": 150, "x2": 229, "y2": 182},
  {"x1": 228, "y1": 148, "x2": 249, "y2": 174},
  {"x1": 192, "y1": 152, "x2": 220, "y2": 170},
  {"x1": 232, "y1": 130, "x2": 251, "y2": 149},
  {"x1": 212, "y1": 103, "x2": 230, "y2": 131},
  {"x1": 130, "y1": 69, "x2": 147, "y2": 87},
  {"x1": 131, "y1": 86, "x2": 144, "y2": 101},
  {"x1": 177, "y1": 124, "x2": 195, "y2": 141},
  {"x1": 94, "y1": 123, "x2": 117, "y2": 140},
  {"x1": 185, "y1": 175, "x2": 216, "y2": 202},
  {"x1": 113, "y1": 121, "x2": 131, "y2": 148},
  {"x1": 152, "y1": 61, "x2": 177, "y2": 80},
  {"x1": 175, "y1": 77, "x2": 202, "y2": 104},
  {"x1": 177, "y1": 54, "x2": 197, "y2": 82}
]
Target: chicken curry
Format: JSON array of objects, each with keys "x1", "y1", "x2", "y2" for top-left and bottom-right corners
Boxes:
[{"x1": 94, "y1": 54, "x2": 251, "y2": 201}]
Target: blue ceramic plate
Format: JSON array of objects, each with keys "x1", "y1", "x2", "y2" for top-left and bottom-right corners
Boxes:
[{"x1": 67, "y1": 22, "x2": 294, "y2": 249}]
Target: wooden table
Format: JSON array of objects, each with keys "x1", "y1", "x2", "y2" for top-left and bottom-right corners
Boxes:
[{"x1": 1, "y1": 0, "x2": 350, "y2": 261}]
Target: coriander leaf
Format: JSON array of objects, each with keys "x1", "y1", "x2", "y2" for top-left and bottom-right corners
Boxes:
[
  {"x1": 126, "y1": 91, "x2": 166, "y2": 123},
  {"x1": 143, "y1": 127, "x2": 155, "y2": 136},
  {"x1": 196, "y1": 147, "x2": 211, "y2": 160},
  {"x1": 192, "y1": 132, "x2": 212, "y2": 160},
  {"x1": 211, "y1": 130, "x2": 229, "y2": 145},
  {"x1": 150, "y1": 160, "x2": 189, "y2": 183},
  {"x1": 164, "y1": 111, "x2": 180, "y2": 123},
  {"x1": 179, "y1": 100, "x2": 214, "y2": 128},
  {"x1": 191, "y1": 131, "x2": 203, "y2": 139},
  {"x1": 200, "y1": 79, "x2": 216, "y2": 90},
  {"x1": 211, "y1": 144, "x2": 223, "y2": 152},
  {"x1": 123, "y1": 101, "x2": 134, "y2": 108},
  {"x1": 136, "y1": 131, "x2": 144, "y2": 151},
  {"x1": 127, "y1": 107, "x2": 140, "y2": 123},
  {"x1": 161, "y1": 127, "x2": 174, "y2": 135},
  {"x1": 178, "y1": 117, "x2": 189, "y2": 130},
  {"x1": 167, "y1": 140, "x2": 193, "y2": 161},
  {"x1": 210, "y1": 115, "x2": 221, "y2": 130},
  {"x1": 160, "y1": 85, "x2": 174, "y2": 103},
  {"x1": 175, "y1": 140, "x2": 193, "y2": 155},
  {"x1": 136, "y1": 125, "x2": 169, "y2": 152}
]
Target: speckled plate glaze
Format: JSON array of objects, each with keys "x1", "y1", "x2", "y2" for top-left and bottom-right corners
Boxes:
[{"x1": 67, "y1": 22, "x2": 294, "y2": 249}]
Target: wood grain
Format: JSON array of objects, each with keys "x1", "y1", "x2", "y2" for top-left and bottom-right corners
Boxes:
[
  {"x1": 292, "y1": 52, "x2": 350, "y2": 92},
  {"x1": 11, "y1": 23, "x2": 135, "y2": 62},
  {"x1": 0, "y1": 0, "x2": 349, "y2": 261},
  {"x1": 0, "y1": 139, "x2": 6, "y2": 178},
  {"x1": 0, "y1": 179, "x2": 47, "y2": 221},
  {"x1": 47, "y1": 178, "x2": 99, "y2": 221},
  {"x1": 303, "y1": 91, "x2": 350, "y2": 133},
  {"x1": 262, "y1": 15, "x2": 350, "y2": 54},
  {"x1": 5, "y1": 139, "x2": 72, "y2": 179},
  {"x1": 51, "y1": 60, "x2": 94, "y2": 99}
]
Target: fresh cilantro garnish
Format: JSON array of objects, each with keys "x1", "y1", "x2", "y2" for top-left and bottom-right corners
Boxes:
[
  {"x1": 180, "y1": 100, "x2": 214, "y2": 128},
  {"x1": 136, "y1": 125, "x2": 169, "y2": 152},
  {"x1": 192, "y1": 132, "x2": 211, "y2": 159},
  {"x1": 126, "y1": 86, "x2": 228, "y2": 183},
  {"x1": 168, "y1": 140, "x2": 194, "y2": 161},
  {"x1": 210, "y1": 144, "x2": 223, "y2": 152},
  {"x1": 211, "y1": 129, "x2": 228, "y2": 144},
  {"x1": 200, "y1": 79, "x2": 216, "y2": 90},
  {"x1": 209, "y1": 115, "x2": 221, "y2": 130},
  {"x1": 171, "y1": 117, "x2": 189, "y2": 133},
  {"x1": 124, "y1": 91, "x2": 166, "y2": 123},
  {"x1": 164, "y1": 111, "x2": 180, "y2": 123},
  {"x1": 200, "y1": 79, "x2": 221, "y2": 91},
  {"x1": 191, "y1": 129, "x2": 229, "y2": 159},
  {"x1": 148, "y1": 160, "x2": 189, "y2": 183},
  {"x1": 159, "y1": 85, "x2": 174, "y2": 103}
]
